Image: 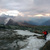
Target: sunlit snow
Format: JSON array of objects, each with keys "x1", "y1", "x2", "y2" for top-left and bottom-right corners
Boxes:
[
  {"x1": 14, "y1": 30, "x2": 50, "y2": 50},
  {"x1": 14, "y1": 30, "x2": 42, "y2": 36}
]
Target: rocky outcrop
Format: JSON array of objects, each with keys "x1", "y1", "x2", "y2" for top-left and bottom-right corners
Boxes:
[{"x1": 40, "y1": 41, "x2": 50, "y2": 50}]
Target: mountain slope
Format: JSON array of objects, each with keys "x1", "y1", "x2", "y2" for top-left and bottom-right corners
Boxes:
[
  {"x1": 0, "y1": 14, "x2": 50, "y2": 26},
  {"x1": 42, "y1": 20, "x2": 50, "y2": 26},
  {"x1": 6, "y1": 19, "x2": 19, "y2": 25},
  {"x1": 5, "y1": 19, "x2": 30, "y2": 26},
  {"x1": 25, "y1": 21, "x2": 38, "y2": 25},
  {"x1": 5, "y1": 19, "x2": 37, "y2": 26},
  {"x1": 0, "y1": 17, "x2": 7, "y2": 24}
]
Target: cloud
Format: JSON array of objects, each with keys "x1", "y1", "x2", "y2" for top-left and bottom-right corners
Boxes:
[
  {"x1": 34, "y1": 0, "x2": 50, "y2": 13},
  {"x1": 0, "y1": 0, "x2": 50, "y2": 18},
  {"x1": 0, "y1": 10, "x2": 25, "y2": 17},
  {"x1": 0, "y1": 0, "x2": 33, "y2": 11}
]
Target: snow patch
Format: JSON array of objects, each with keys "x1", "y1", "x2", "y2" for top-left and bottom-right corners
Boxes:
[
  {"x1": 9, "y1": 40, "x2": 17, "y2": 48},
  {"x1": 20, "y1": 36, "x2": 46, "y2": 50},
  {"x1": 13, "y1": 30, "x2": 50, "y2": 50},
  {"x1": 4, "y1": 18, "x2": 10, "y2": 25},
  {"x1": 17, "y1": 41, "x2": 28, "y2": 48},
  {"x1": 14, "y1": 30, "x2": 41, "y2": 36},
  {"x1": 46, "y1": 33, "x2": 50, "y2": 41}
]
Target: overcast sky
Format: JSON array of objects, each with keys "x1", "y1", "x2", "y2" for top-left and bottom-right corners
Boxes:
[{"x1": 0, "y1": 0, "x2": 50, "y2": 17}]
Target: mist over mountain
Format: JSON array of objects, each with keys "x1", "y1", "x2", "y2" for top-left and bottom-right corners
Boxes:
[
  {"x1": 0, "y1": 14, "x2": 14, "y2": 24},
  {"x1": 6, "y1": 19, "x2": 18, "y2": 25},
  {"x1": 42, "y1": 20, "x2": 50, "y2": 26},
  {"x1": 30, "y1": 17, "x2": 50, "y2": 25},
  {"x1": 6, "y1": 19, "x2": 32, "y2": 26},
  {"x1": 0, "y1": 14, "x2": 50, "y2": 25},
  {"x1": 0, "y1": 17, "x2": 6, "y2": 24},
  {"x1": 0, "y1": 14, "x2": 13, "y2": 18}
]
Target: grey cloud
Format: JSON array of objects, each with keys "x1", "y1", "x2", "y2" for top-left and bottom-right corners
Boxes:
[
  {"x1": 34, "y1": 0, "x2": 50, "y2": 6},
  {"x1": 0, "y1": 0, "x2": 33, "y2": 11},
  {"x1": 34, "y1": 0, "x2": 50, "y2": 12},
  {"x1": 0, "y1": 0, "x2": 50, "y2": 16}
]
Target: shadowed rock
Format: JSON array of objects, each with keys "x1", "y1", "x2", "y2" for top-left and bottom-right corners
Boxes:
[
  {"x1": 40, "y1": 41, "x2": 50, "y2": 50},
  {"x1": 37, "y1": 36, "x2": 45, "y2": 39}
]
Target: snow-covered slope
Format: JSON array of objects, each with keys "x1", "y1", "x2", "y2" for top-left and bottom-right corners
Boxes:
[
  {"x1": 14, "y1": 30, "x2": 50, "y2": 50},
  {"x1": 0, "y1": 30, "x2": 50, "y2": 50},
  {"x1": 21, "y1": 37, "x2": 45, "y2": 50},
  {"x1": 46, "y1": 33, "x2": 50, "y2": 41},
  {"x1": 14, "y1": 30, "x2": 41, "y2": 36}
]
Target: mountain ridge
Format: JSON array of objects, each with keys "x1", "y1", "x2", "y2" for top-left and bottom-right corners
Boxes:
[{"x1": 0, "y1": 14, "x2": 50, "y2": 26}]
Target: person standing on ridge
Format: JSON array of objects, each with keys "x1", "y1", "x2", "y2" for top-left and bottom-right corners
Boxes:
[{"x1": 42, "y1": 30, "x2": 48, "y2": 40}]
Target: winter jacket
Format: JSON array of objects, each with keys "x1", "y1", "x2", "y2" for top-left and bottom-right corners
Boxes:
[{"x1": 42, "y1": 31, "x2": 48, "y2": 35}]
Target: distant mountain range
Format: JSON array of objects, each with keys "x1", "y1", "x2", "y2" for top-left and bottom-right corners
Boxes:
[
  {"x1": 0, "y1": 14, "x2": 50, "y2": 26},
  {"x1": 41, "y1": 20, "x2": 50, "y2": 26},
  {"x1": 5, "y1": 18, "x2": 50, "y2": 26},
  {"x1": 6, "y1": 19, "x2": 37, "y2": 26},
  {"x1": 6, "y1": 19, "x2": 30, "y2": 26}
]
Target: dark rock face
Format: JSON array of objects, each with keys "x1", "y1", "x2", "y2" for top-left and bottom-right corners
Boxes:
[
  {"x1": 37, "y1": 36, "x2": 45, "y2": 39},
  {"x1": 40, "y1": 41, "x2": 50, "y2": 50},
  {"x1": 6, "y1": 19, "x2": 19, "y2": 25}
]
